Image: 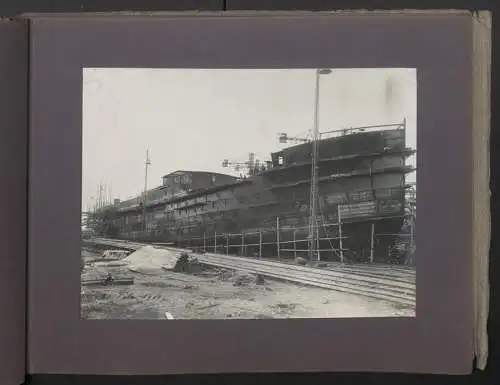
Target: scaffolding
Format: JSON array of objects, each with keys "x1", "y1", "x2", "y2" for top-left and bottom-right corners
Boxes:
[
  {"x1": 99, "y1": 116, "x2": 416, "y2": 264},
  {"x1": 171, "y1": 203, "x2": 416, "y2": 265},
  {"x1": 175, "y1": 215, "x2": 348, "y2": 262}
]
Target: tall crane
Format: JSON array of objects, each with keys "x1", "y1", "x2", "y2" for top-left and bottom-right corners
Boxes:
[
  {"x1": 221, "y1": 152, "x2": 266, "y2": 176},
  {"x1": 280, "y1": 68, "x2": 333, "y2": 262},
  {"x1": 277, "y1": 132, "x2": 311, "y2": 144},
  {"x1": 276, "y1": 132, "x2": 312, "y2": 166}
]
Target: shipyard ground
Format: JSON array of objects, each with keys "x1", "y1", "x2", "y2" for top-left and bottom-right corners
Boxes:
[{"x1": 81, "y1": 251, "x2": 414, "y2": 320}]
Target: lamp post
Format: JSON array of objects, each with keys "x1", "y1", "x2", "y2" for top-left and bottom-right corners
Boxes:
[
  {"x1": 308, "y1": 68, "x2": 332, "y2": 262},
  {"x1": 142, "y1": 148, "x2": 151, "y2": 232}
]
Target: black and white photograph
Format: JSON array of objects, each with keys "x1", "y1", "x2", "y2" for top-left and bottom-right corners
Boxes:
[{"x1": 80, "y1": 68, "x2": 417, "y2": 320}]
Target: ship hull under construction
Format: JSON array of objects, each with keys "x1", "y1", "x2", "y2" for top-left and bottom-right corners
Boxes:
[{"x1": 90, "y1": 124, "x2": 416, "y2": 265}]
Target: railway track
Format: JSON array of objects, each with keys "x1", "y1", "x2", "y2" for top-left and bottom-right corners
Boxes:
[
  {"x1": 194, "y1": 253, "x2": 415, "y2": 308},
  {"x1": 85, "y1": 237, "x2": 416, "y2": 309}
]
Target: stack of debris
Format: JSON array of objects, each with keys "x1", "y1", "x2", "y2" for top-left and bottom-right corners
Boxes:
[{"x1": 173, "y1": 252, "x2": 200, "y2": 273}]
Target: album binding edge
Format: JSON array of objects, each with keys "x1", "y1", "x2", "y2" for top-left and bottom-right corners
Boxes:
[
  {"x1": 471, "y1": 10, "x2": 492, "y2": 371},
  {"x1": 0, "y1": 18, "x2": 28, "y2": 385}
]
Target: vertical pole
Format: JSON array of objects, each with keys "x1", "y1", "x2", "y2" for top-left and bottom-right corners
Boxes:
[
  {"x1": 142, "y1": 148, "x2": 151, "y2": 232},
  {"x1": 308, "y1": 69, "x2": 321, "y2": 261},
  {"x1": 241, "y1": 233, "x2": 244, "y2": 256},
  {"x1": 259, "y1": 232, "x2": 262, "y2": 258},
  {"x1": 402, "y1": 117, "x2": 407, "y2": 168},
  {"x1": 214, "y1": 231, "x2": 217, "y2": 253},
  {"x1": 338, "y1": 205, "x2": 344, "y2": 264},
  {"x1": 203, "y1": 232, "x2": 206, "y2": 252},
  {"x1": 410, "y1": 219, "x2": 414, "y2": 250},
  {"x1": 276, "y1": 216, "x2": 280, "y2": 261},
  {"x1": 293, "y1": 230, "x2": 297, "y2": 259},
  {"x1": 226, "y1": 234, "x2": 229, "y2": 255},
  {"x1": 370, "y1": 223, "x2": 375, "y2": 263},
  {"x1": 98, "y1": 182, "x2": 102, "y2": 209},
  {"x1": 316, "y1": 221, "x2": 321, "y2": 262}
]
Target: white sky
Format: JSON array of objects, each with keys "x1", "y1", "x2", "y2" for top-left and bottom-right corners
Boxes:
[{"x1": 82, "y1": 68, "x2": 417, "y2": 211}]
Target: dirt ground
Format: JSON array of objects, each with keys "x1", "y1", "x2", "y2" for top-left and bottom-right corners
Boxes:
[{"x1": 81, "y1": 251, "x2": 414, "y2": 320}]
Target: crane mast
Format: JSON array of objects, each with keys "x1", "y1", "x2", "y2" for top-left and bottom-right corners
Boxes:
[{"x1": 308, "y1": 70, "x2": 321, "y2": 262}]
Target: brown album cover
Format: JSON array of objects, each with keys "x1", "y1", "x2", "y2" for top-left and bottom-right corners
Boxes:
[
  {"x1": 0, "y1": 19, "x2": 28, "y2": 385},
  {"x1": 26, "y1": 10, "x2": 490, "y2": 375}
]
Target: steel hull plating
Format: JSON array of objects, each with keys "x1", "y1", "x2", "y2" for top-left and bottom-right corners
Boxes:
[{"x1": 92, "y1": 128, "x2": 416, "y2": 264}]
